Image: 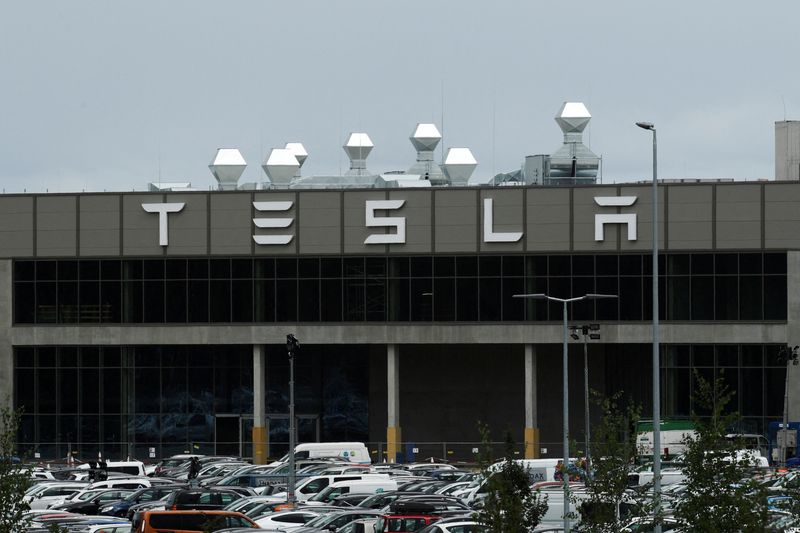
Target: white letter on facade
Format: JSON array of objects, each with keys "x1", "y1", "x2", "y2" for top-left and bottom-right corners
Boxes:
[
  {"x1": 253, "y1": 201, "x2": 294, "y2": 245},
  {"x1": 594, "y1": 196, "x2": 638, "y2": 241},
  {"x1": 141, "y1": 202, "x2": 185, "y2": 246},
  {"x1": 364, "y1": 200, "x2": 406, "y2": 244},
  {"x1": 483, "y1": 198, "x2": 522, "y2": 243}
]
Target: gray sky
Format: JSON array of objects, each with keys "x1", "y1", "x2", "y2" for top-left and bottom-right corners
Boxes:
[{"x1": 2, "y1": 1, "x2": 799, "y2": 192}]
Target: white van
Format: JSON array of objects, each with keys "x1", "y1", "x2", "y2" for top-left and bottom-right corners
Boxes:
[
  {"x1": 75, "y1": 460, "x2": 147, "y2": 477},
  {"x1": 86, "y1": 476, "x2": 152, "y2": 490},
  {"x1": 304, "y1": 478, "x2": 397, "y2": 505},
  {"x1": 272, "y1": 442, "x2": 371, "y2": 465},
  {"x1": 275, "y1": 473, "x2": 390, "y2": 501},
  {"x1": 465, "y1": 458, "x2": 579, "y2": 505}
]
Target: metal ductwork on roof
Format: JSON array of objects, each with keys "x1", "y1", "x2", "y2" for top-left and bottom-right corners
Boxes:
[
  {"x1": 547, "y1": 102, "x2": 599, "y2": 185},
  {"x1": 443, "y1": 148, "x2": 477, "y2": 186},
  {"x1": 284, "y1": 142, "x2": 308, "y2": 177},
  {"x1": 407, "y1": 123, "x2": 447, "y2": 184},
  {"x1": 209, "y1": 148, "x2": 247, "y2": 190},
  {"x1": 262, "y1": 148, "x2": 300, "y2": 187},
  {"x1": 344, "y1": 133, "x2": 373, "y2": 176}
]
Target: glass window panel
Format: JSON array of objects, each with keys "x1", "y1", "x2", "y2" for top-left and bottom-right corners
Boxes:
[
  {"x1": 36, "y1": 281, "x2": 57, "y2": 324},
  {"x1": 456, "y1": 256, "x2": 478, "y2": 277},
  {"x1": 254, "y1": 279, "x2": 275, "y2": 322},
  {"x1": 134, "y1": 368, "x2": 161, "y2": 413},
  {"x1": 716, "y1": 345, "x2": 739, "y2": 366},
  {"x1": 409, "y1": 278, "x2": 432, "y2": 321},
  {"x1": 188, "y1": 259, "x2": 209, "y2": 279},
  {"x1": 715, "y1": 254, "x2": 738, "y2": 275},
  {"x1": 480, "y1": 256, "x2": 501, "y2": 277},
  {"x1": 161, "y1": 414, "x2": 187, "y2": 443},
  {"x1": 765, "y1": 367, "x2": 786, "y2": 416},
  {"x1": 663, "y1": 345, "x2": 691, "y2": 367},
  {"x1": 299, "y1": 280, "x2": 320, "y2": 322},
  {"x1": 162, "y1": 367, "x2": 188, "y2": 413},
  {"x1": 38, "y1": 369, "x2": 57, "y2": 413},
  {"x1": 122, "y1": 259, "x2": 142, "y2": 280},
  {"x1": 133, "y1": 414, "x2": 160, "y2": 443},
  {"x1": 690, "y1": 277, "x2": 714, "y2": 320},
  {"x1": 691, "y1": 367, "x2": 715, "y2": 416},
  {"x1": 322, "y1": 258, "x2": 343, "y2": 278},
  {"x1": 14, "y1": 347, "x2": 34, "y2": 368},
  {"x1": 741, "y1": 368, "x2": 763, "y2": 416},
  {"x1": 666, "y1": 276, "x2": 690, "y2": 320},
  {"x1": 572, "y1": 255, "x2": 593, "y2": 276},
  {"x1": 188, "y1": 280, "x2": 209, "y2": 322},
  {"x1": 81, "y1": 369, "x2": 100, "y2": 413},
  {"x1": 344, "y1": 257, "x2": 365, "y2": 278},
  {"x1": 210, "y1": 258, "x2": 231, "y2": 279},
  {"x1": 434, "y1": 256, "x2": 455, "y2": 277},
  {"x1": 81, "y1": 415, "x2": 100, "y2": 443},
  {"x1": 667, "y1": 254, "x2": 690, "y2": 275},
  {"x1": 59, "y1": 282, "x2": 79, "y2": 323},
  {"x1": 142, "y1": 281, "x2": 165, "y2": 323},
  {"x1": 14, "y1": 283, "x2": 35, "y2": 323},
  {"x1": 433, "y1": 277, "x2": 455, "y2": 321},
  {"x1": 547, "y1": 277, "x2": 569, "y2": 318},
  {"x1": 764, "y1": 252, "x2": 786, "y2": 274},
  {"x1": 365, "y1": 278, "x2": 386, "y2": 321},
  {"x1": 548, "y1": 255, "x2": 570, "y2": 276},
  {"x1": 526, "y1": 255, "x2": 548, "y2": 277},
  {"x1": 15, "y1": 369, "x2": 35, "y2": 413},
  {"x1": 231, "y1": 258, "x2": 252, "y2": 279},
  {"x1": 165, "y1": 259, "x2": 187, "y2": 279},
  {"x1": 276, "y1": 280, "x2": 298, "y2": 321},
  {"x1": 165, "y1": 281, "x2": 187, "y2": 323},
  {"x1": 692, "y1": 345, "x2": 714, "y2": 367},
  {"x1": 596, "y1": 276, "x2": 619, "y2": 320},
  {"x1": 59, "y1": 415, "x2": 78, "y2": 443},
  {"x1": 231, "y1": 280, "x2": 254, "y2": 322},
  {"x1": 37, "y1": 261, "x2": 58, "y2": 281},
  {"x1": 122, "y1": 281, "x2": 143, "y2": 323},
  {"x1": 595, "y1": 255, "x2": 618, "y2": 276},
  {"x1": 739, "y1": 253, "x2": 762, "y2": 275},
  {"x1": 143, "y1": 259, "x2": 164, "y2": 280},
  {"x1": 502, "y1": 277, "x2": 524, "y2": 321},
  {"x1": 455, "y1": 278, "x2": 478, "y2": 321},
  {"x1": 162, "y1": 346, "x2": 187, "y2": 367},
  {"x1": 298, "y1": 258, "x2": 319, "y2": 278},
  {"x1": 135, "y1": 347, "x2": 160, "y2": 367},
  {"x1": 100, "y1": 260, "x2": 121, "y2": 280},
  {"x1": 764, "y1": 276, "x2": 787, "y2": 320},
  {"x1": 101, "y1": 369, "x2": 119, "y2": 413},
  {"x1": 663, "y1": 368, "x2": 690, "y2": 417},
  {"x1": 525, "y1": 276, "x2": 548, "y2": 320},
  {"x1": 100, "y1": 281, "x2": 121, "y2": 323},
  {"x1": 59, "y1": 347, "x2": 78, "y2": 367},
  {"x1": 571, "y1": 277, "x2": 595, "y2": 321},
  {"x1": 741, "y1": 345, "x2": 763, "y2": 367},
  {"x1": 479, "y1": 278, "x2": 502, "y2": 321},
  {"x1": 764, "y1": 345, "x2": 783, "y2": 367},
  {"x1": 79, "y1": 281, "x2": 100, "y2": 323},
  {"x1": 343, "y1": 278, "x2": 364, "y2": 321},
  {"x1": 58, "y1": 261, "x2": 78, "y2": 281},
  {"x1": 210, "y1": 280, "x2": 231, "y2": 322},
  {"x1": 366, "y1": 258, "x2": 386, "y2": 278},
  {"x1": 102, "y1": 414, "x2": 122, "y2": 446},
  {"x1": 39, "y1": 347, "x2": 57, "y2": 367},
  {"x1": 739, "y1": 276, "x2": 762, "y2": 320},
  {"x1": 691, "y1": 254, "x2": 713, "y2": 275},
  {"x1": 502, "y1": 256, "x2": 524, "y2": 277},
  {"x1": 14, "y1": 260, "x2": 35, "y2": 281},
  {"x1": 410, "y1": 257, "x2": 432, "y2": 278},
  {"x1": 186, "y1": 413, "x2": 213, "y2": 443},
  {"x1": 80, "y1": 347, "x2": 100, "y2": 367},
  {"x1": 322, "y1": 279, "x2": 343, "y2": 321},
  {"x1": 620, "y1": 255, "x2": 642, "y2": 275},
  {"x1": 714, "y1": 276, "x2": 738, "y2": 320},
  {"x1": 79, "y1": 260, "x2": 100, "y2": 280},
  {"x1": 276, "y1": 258, "x2": 297, "y2": 279},
  {"x1": 102, "y1": 347, "x2": 121, "y2": 367},
  {"x1": 254, "y1": 258, "x2": 274, "y2": 279}
]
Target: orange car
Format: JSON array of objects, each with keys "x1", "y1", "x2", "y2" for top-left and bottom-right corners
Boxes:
[{"x1": 134, "y1": 510, "x2": 259, "y2": 533}]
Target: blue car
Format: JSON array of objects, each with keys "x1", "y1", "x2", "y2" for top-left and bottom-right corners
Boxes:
[{"x1": 98, "y1": 485, "x2": 185, "y2": 517}]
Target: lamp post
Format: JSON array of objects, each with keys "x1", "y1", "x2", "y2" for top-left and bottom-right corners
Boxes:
[
  {"x1": 286, "y1": 334, "x2": 299, "y2": 506},
  {"x1": 514, "y1": 293, "x2": 617, "y2": 533},
  {"x1": 636, "y1": 120, "x2": 660, "y2": 533},
  {"x1": 570, "y1": 323, "x2": 603, "y2": 478}
]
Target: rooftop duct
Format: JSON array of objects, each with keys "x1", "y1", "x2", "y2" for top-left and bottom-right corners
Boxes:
[
  {"x1": 284, "y1": 142, "x2": 308, "y2": 177},
  {"x1": 547, "y1": 102, "x2": 599, "y2": 184},
  {"x1": 443, "y1": 148, "x2": 477, "y2": 185},
  {"x1": 262, "y1": 148, "x2": 300, "y2": 187},
  {"x1": 209, "y1": 148, "x2": 247, "y2": 190},
  {"x1": 408, "y1": 123, "x2": 446, "y2": 184},
  {"x1": 344, "y1": 133, "x2": 373, "y2": 176}
]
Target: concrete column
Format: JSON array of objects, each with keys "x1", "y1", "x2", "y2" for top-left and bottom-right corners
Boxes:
[
  {"x1": 252, "y1": 344, "x2": 268, "y2": 464},
  {"x1": 0, "y1": 260, "x2": 13, "y2": 416},
  {"x1": 524, "y1": 344, "x2": 540, "y2": 459},
  {"x1": 386, "y1": 344, "x2": 402, "y2": 463},
  {"x1": 786, "y1": 252, "x2": 800, "y2": 420}
]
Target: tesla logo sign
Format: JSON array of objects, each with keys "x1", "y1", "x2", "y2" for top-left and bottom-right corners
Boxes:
[{"x1": 141, "y1": 194, "x2": 639, "y2": 247}]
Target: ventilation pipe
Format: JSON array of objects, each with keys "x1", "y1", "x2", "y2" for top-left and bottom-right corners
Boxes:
[
  {"x1": 343, "y1": 133, "x2": 373, "y2": 176},
  {"x1": 209, "y1": 148, "x2": 247, "y2": 190}
]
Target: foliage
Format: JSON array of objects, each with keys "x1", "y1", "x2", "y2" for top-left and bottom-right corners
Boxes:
[
  {"x1": 576, "y1": 392, "x2": 644, "y2": 533},
  {"x1": 475, "y1": 422, "x2": 548, "y2": 533},
  {"x1": 674, "y1": 370, "x2": 769, "y2": 533},
  {"x1": 0, "y1": 405, "x2": 31, "y2": 533}
]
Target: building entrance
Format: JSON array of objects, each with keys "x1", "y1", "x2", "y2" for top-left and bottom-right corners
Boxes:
[{"x1": 215, "y1": 415, "x2": 253, "y2": 457}]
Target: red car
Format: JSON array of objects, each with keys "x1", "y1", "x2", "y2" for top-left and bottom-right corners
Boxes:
[{"x1": 375, "y1": 515, "x2": 440, "y2": 532}]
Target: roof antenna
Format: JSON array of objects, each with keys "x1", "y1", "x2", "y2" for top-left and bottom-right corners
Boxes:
[
  {"x1": 782, "y1": 95, "x2": 787, "y2": 121},
  {"x1": 440, "y1": 79, "x2": 445, "y2": 166}
]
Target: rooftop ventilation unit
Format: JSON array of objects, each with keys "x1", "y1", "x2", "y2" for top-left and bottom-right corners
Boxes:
[
  {"x1": 284, "y1": 142, "x2": 308, "y2": 177},
  {"x1": 209, "y1": 148, "x2": 247, "y2": 190},
  {"x1": 408, "y1": 123, "x2": 447, "y2": 184},
  {"x1": 344, "y1": 133, "x2": 373, "y2": 176},
  {"x1": 547, "y1": 102, "x2": 599, "y2": 185},
  {"x1": 443, "y1": 148, "x2": 477, "y2": 186},
  {"x1": 262, "y1": 148, "x2": 300, "y2": 187}
]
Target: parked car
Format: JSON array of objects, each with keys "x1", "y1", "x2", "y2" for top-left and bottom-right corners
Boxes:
[
  {"x1": 50, "y1": 488, "x2": 136, "y2": 514},
  {"x1": 134, "y1": 510, "x2": 257, "y2": 533},
  {"x1": 165, "y1": 488, "x2": 244, "y2": 511},
  {"x1": 98, "y1": 485, "x2": 187, "y2": 517}
]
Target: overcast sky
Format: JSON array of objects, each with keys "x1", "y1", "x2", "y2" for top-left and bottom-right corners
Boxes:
[{"x1": 2, "y1": 1, "x2": 799, "y2": 193}]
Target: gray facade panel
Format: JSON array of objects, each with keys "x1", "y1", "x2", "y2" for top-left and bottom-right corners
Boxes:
[
  {"x1": 526, "y1": 189, "x2": 570, "y2": 251},
  {"x1": 298, "y1": 191, "x2": 342, "y2": 255},
  {"x1": 253, "y1": 191, "x2": 297, "y2": 255},
  {"x1": 165, "y1": 193, "x2": 208, "y2": 255},
  {"x1": 123, "y1": 194, "x2": 168, "y2": 256},
  {"x1": 36, "y1": 195, "x2": 77, "y2": 257},
  {"x1": 667, "y1": 185, "x2": 713, "y2": 250},
  {"x1": 210, "y1": 193, "x2": 252, "y2": 255},
  {"x1": 618, "y1": 185, "x2": 666, "y2": 251},
  {"x1": 573, "y1": 187, "x2": 618, "y2": 251},
  {"x1": 388, "y1": 190, "x2": 431, "y2": 254},
  {"x1": 434, "y1": 189, "x2": 478, "y2": 253},
  {"x1": 0, "y1": 197, "x2": 34, "y2": 258},
  {"x1": 716, "y1": 184, "x2": 761, "y2": 249},
  {"x1": 765, "y1": 183, "x2": 800, "y2": 248},
  {"x1": 343, "y1": 191, "x2": 389, "y2": 255},
  {"x1": 479, "y1": 189, "x2": 524, "y2": 253},
  {"x1": 79, "y1": 194, "x2": 120, "y2": 256}
]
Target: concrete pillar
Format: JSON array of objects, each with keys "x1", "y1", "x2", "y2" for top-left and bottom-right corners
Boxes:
[
  {"x1": 252, "y1": 344, "x2": 268, "y2": 464},
  {"x1": 0, "y1": 260, "x2": 13, "y2": 420},
  {"x1": 524, "y1": 344, "x2": 540, "y2": 459},
  {"x1": 386, "y1": 344, "x2": 402, "y2": 463},
  {"x1": 786, "y1": 252, "x2": 800, "y2": 420}
]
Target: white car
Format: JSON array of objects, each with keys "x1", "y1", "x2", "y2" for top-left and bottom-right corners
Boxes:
[
  {"x1": 24, "y1": 482, "x2": 86, "y2": 509},
  {"x1": 417, "y1": 521, "x2": 489, "y2": 533},
  {"x1": 255, "y1": 510, "x2": 321, "y2": 530}
]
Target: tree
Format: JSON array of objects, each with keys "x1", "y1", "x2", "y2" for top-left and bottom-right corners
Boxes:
[
  {"x1": 674, "y1": 370, "x2": 769, "y2": 532},
  {"x1": 576, "y1": 392, "x2": 643, "y2": 533},
  {"x1": 0, "y1": 405, "x2": 31, "y2": 532},
  {"x1": 475, "y1": 422, "x2": 548, "y2": 532}
]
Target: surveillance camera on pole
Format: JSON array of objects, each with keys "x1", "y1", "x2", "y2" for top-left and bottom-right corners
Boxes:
[{"x1": 286, "y1": 334, "x2": 299, "y2": 505}]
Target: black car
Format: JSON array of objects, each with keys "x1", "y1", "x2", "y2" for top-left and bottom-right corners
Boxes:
[
  {"x1": 53, "y1": 488, "x2": 136, "y2": 515},
  {"x1": 164, "y1": 488, "x2": 244, "y2": 510},
  {"x1": 98, "y1": 484, "x2": 187, "y2": 517}
]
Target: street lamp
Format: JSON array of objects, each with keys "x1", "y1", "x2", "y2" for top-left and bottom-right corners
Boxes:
[
  {"x1": 636, "y1": 120, "x2": 661, "y2": 533},
  {"x1": 286, "y1": 334, "x2": 299, "y2": 506},
  {"x1": 513, "y1": 292, "x2": 616, "y2": 533},
  {"x1": 570, "y1": 323, "x2": 604, "y2": 478}
]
